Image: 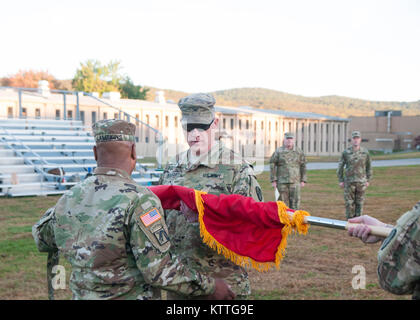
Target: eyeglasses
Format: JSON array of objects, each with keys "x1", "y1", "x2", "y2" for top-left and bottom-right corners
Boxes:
[{"x1": 182, "y1": 120, "x2": 214, "y2": 132}]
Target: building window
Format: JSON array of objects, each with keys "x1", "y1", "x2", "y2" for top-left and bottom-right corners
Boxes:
[
  {"x1": 246, "y1": 120, "x2": 249, "y2": 129},
  {"x1": 308, "y1": 124, "x2": 312, "y2": 152},
  {"x1": 114, "y1": 112, "x2": 118, "y2": 119},
  {"x1": 269, "y1": 122, "x2": 271, "y2": 131},
  {"x1": 21, "y1": 108, "x2": 27, "y2": 118},
  {"x1": 156, "y1": 115, "x2": 159, "y2": 127},
  {"x1": 103, "y1": 112, "x2": 108, "y2": 120},
  {"x1": 261, "y1": 121, "x2": 264, "y2": 130},
  {"x1": 55, "y1": 109, "x2": 60, "y2": 120},
  {"x1": 174, "y1": 116, "x2": 178, "y2": 128},
  {"x1": 67, "y1": 110, "x2": 73, "y2": 120},
  {"x1": 230, "y1": 119, "x2": 234, "y2": 130},
  {"x1": 223, "y1": 118, "x2": 226, "y2": 129},
  {"x1": 288, "y1": 122, "x2": 292, "y2": 132},
  {"x1": 7, "y1": 107, "x2": 13, "y2": 118},
  {"x1": 35, "y1": 108, "x2": 41, "y2": 119},
  {"x1": 239, "y1": 119, "x2": 242, "y2": 130},
  {"x1": 337, "y1": 125, "x2": 341, "y2": 152},
  {"x1": 92, "y1": 111, "x2": 97, "y2": 123},
  {"x1": 165, "y1": 116, "x2": 169, "y2": 128},
  {"x1": 80, "y1": 111, "x2": 85, "y2": 123},
  {"x1": 275, "y1": 122, "x2": 278, "y2": 132},
  {"x1": 326, "y1": 124, "x2": 329, "y2": 152}
]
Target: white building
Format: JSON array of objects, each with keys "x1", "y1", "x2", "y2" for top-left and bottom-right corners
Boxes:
[{"x1": 0, "y1": 83, "x2": 349, "y2": 161}]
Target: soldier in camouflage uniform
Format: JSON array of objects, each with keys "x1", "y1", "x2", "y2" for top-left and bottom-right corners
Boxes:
[
  {"x1": 269, "y1": 132, "x2": 307, "y2": 210},
  {"x1": 32, "y1": 119, "x2": 234, "y2": 300},
  {"x1": 337, "y1": 130, "x2": 372, "y2": 219},
  {"x1": 158, "y1": 93, "x2": 264, "y2": 299},
  {"x1": 347, "y1": 202, "x2": 420, "y2": 299}
]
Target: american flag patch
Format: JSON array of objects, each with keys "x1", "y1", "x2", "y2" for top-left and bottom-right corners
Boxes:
[{"x1": 140, "y1": 207, "x2": 162, "y2": 227}]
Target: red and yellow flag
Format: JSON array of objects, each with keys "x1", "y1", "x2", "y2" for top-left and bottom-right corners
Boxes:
[{"x1": 148, "y1": 185, "x2": 310, "y2": 272}]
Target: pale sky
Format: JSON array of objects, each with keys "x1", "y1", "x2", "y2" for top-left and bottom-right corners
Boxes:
[{"x1": 1, "y1": 0, "x2": 419, "y2": 102}]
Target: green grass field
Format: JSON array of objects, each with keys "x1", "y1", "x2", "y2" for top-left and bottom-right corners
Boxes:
[{"x1": 0, "y1": 165, "x2": 419, "y2": 300}]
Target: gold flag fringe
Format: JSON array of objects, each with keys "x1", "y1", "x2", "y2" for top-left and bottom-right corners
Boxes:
[{"x1": 194, "y1": 190, "x2": 310, "y2": 272}]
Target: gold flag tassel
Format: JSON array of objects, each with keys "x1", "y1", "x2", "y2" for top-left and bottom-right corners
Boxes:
[{"x1": 194, "y1": 190, "x2": 310, "y2": 272}]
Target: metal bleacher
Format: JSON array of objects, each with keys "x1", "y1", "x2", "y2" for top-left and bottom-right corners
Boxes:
[{"x1": 0, "y1": 118, "x2": 161, "y2": 197}]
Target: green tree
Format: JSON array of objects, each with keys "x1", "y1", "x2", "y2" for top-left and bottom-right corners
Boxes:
[
  {"x1": 119, "y1": 76, "x2": 149, "y2": 100},
  {"x1": 72, "y1": 60, "x2": 122, "y2": 95}
]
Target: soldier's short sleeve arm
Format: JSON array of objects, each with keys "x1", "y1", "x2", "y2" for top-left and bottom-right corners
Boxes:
[
  {"x1": 366, "y1": 152, "x2": 372, "y2": 181},
  {"x1": 232, "y1": 164, "x2": 264, "y2": 202},
  {"x1": 32, "y1": 207, "x2": 57, "y2": 252},
  {"x1": 269, "y1": 151, "x2": 277, "y2": 182},
  {"x1": 128, "y1": 194, "x2": 215, "y2": 297},
  {"x1": 337, "y1": 152, "x2": 345, "y2": 182},
  {"x1": 300, "y1": 152, "x2": 307, "y2": 183},
  {"x1": 377, "y1": 205, "x2": 420, "y2": 296}
]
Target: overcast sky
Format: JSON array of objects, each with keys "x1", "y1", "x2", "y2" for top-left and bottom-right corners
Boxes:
[{"x1": 1, "y1": 0, "x2": 419, "y2": 101}]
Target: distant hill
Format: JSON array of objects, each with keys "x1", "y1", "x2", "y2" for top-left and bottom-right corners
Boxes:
[{"x1": 145, "y1": 87, "x2": 420, "y2": 118}]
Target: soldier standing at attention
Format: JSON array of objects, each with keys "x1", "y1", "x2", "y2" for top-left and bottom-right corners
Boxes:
[
  {"x1": 347, "y1": 202, "x2": 420, "y2": 300},
  {"x1": 269, "y1": 132, "x2": 307, "y2": 210},
  {"x1": 337, "y1": 130, "x2": 372, "y2": 219},
  {"x1": 158, "y1": 93, "x2": 264, "y2": 299},
  {"x1": 32, "y1": 119, "x2": 234, "y2": 300}
]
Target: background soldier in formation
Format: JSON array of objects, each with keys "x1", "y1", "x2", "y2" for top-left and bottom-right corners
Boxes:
[
  {"x1": 158, "y1": 93, "x2": 264, "y2": 299},
  {"x1": 337, "y1": 130, "x2": 372, "y2": 219},
  {"x1": 347, "y1": 201, "x2": 420, "y2": 299},
  {"x1": 269, "y1": 132, "x2": 307, "y2": 210},
  {"x1": 32, "y1": 119, "x2": 234, "y2": 300}
]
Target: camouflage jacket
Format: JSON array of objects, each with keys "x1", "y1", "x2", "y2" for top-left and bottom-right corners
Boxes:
[
  {"x1": 377, "y1": 201, "x2": 420, "y2": 299},
  {"x1": 337, "y1": 146, "x2": 372, "y2": 183},
  {"x1": 32, "y1": 167, "x2": 215, "y2": 300},
  {"x1": 269, "y1": 146, "x2": 307, "y2": 184},
  {"x1": 158, "y1": 141, "x2": 264, "y2": 297}
]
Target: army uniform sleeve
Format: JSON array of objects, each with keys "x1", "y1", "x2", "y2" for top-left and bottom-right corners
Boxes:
[
  {"x1": 269, "y1": 150, "x2": 278, "y2": 182},
  {"x1": 232, "y1": 163, "x2": 264, "y2": 202},
  {"x1": 158, "y1": 162, "x2": 171, "y2": 185},
  {"x1": 300, "y1": 151, "x2": 307, "y2": 183},
  {"x1": 32, "y1": 207, "x2": 58, "y2": 252},
  {"x1": 127, "y1": 192, "x2": 215, "y2": 297},
  {"x1": 337, "y1": 151, "x2": 346, "y2": 183},
  {"x1": 365, "y1": 151, "x2": 372, "y2": 182},
  {"x1": 377, "y1": 202, "x2": 420, "y2": 297}
]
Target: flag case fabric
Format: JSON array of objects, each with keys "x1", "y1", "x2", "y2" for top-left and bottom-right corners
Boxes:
[{"x1": 148, "y1": 185, "x2": 310, "y2": 271}]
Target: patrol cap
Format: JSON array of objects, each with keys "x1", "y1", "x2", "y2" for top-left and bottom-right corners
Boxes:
[
  {"x1": 92, "y1": 119, "x2": 136, "y2": 143},
  {"x1": 284, "y1": 132, "x2": 295, "y2": 139},
  {"x1": 178, "y1": 93, "x2": 216, "y2": 125},
  {"x1": 352, "y1": 130, "x2": 361, "y2": 138}
]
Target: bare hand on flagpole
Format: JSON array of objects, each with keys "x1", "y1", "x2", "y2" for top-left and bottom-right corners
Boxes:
[{"x1": 347, "y1": 215, "x2": 389, "y2": 243}]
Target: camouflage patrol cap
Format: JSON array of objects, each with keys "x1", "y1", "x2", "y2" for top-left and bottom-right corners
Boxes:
[
  {"x1": 178, "y1": 93, "x2": 216, "y2": 125},
  {"x1": 352, "y1": 130, "x2": 361, "y2": 138},
  {"x1": 92, "y1": 119, "x2": 136, "y2": 143},
  {"x1": 284, "y1": 132, "x2": 295, "y2": 139}
]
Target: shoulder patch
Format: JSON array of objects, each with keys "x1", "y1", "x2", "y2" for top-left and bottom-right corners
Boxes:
[
  {"x1": 139, "y1": 207, "x2": 162, "y2": 227},
  {"x1": 255, "y1": 186, "x2": 263, "y2": 201},
  {"x1": 380, "y1": 228, "x2": 396, "y2": 251}
]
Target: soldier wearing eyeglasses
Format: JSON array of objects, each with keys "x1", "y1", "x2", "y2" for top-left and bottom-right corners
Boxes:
[{"x1": 158, "y1": 93, "x2": 264, "y2": 299}]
